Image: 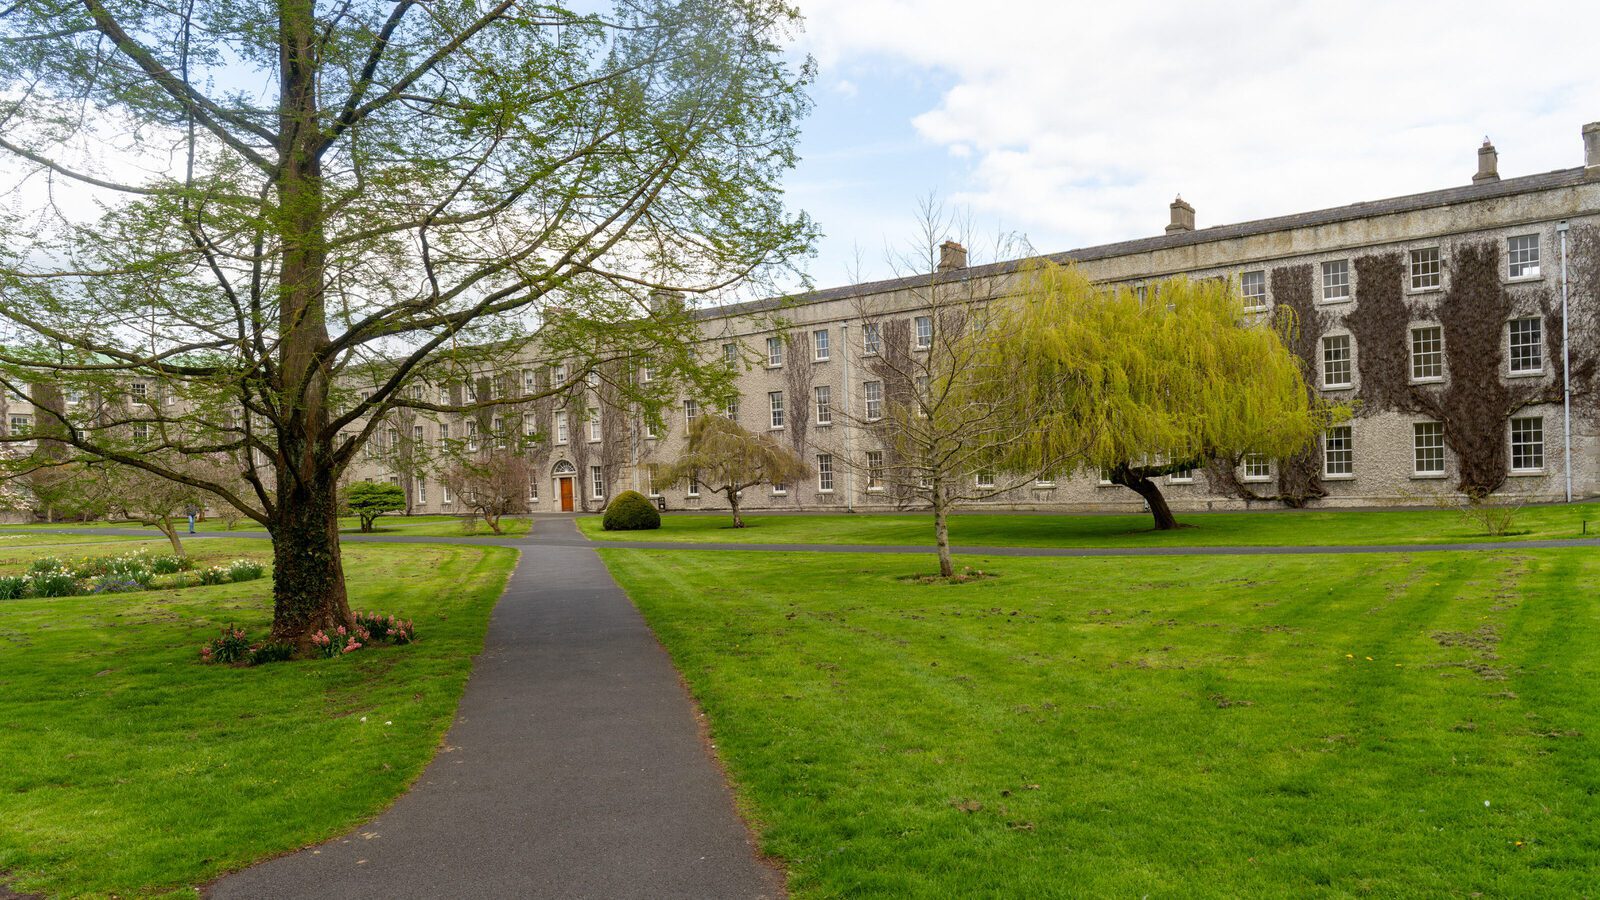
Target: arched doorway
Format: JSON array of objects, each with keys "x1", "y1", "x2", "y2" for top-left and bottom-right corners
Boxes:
[{"x1": 552, "y1": 461, "x2": 577, "y2": 512}]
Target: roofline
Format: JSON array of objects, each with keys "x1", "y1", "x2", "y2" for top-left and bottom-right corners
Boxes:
[{"x1": 698, "y1": 166, "x2": 1591, "y2": 321}]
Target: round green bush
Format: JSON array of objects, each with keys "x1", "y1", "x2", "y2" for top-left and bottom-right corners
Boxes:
[{"x1": 602, "y1": 490, "x2": 661, "y2": 531}]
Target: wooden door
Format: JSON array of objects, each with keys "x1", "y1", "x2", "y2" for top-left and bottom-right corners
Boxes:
[{"x1": 559, "y1": 477, "x2": 574, "y2": 512}]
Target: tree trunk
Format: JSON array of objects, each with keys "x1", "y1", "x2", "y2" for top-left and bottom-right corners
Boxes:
[
  {"x1": 269, "y1": 471, "x2": 352, "y2": 645},
  {"x1": 486, "y1": 511, "x2": 502, "y2": 534},
  {"x1": 727, "y1": 487, "x2": 744, "y2": 528},
  {"x1": 157, "y1": 515, "x2": 185, "y2": 556},
  {"x1": 932, "y1": 495, "x2": 954, "y2": 578},
  {"x1": 1117, "y1": 470, "x2": 1179, "y2": 530}
]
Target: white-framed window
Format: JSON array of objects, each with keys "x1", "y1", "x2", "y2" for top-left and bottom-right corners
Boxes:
[
  {"x1": 772, "y1": 480, "x2": 788, "y2": 496},
  {"x1": 723, "y1": 342, "x2": 739, "y2": 365},
  {"x1": 639, "y1": 361, "x2": 654, "y2": 383},
  {"x1": 586, "y1": 370, "x2": 600, "y2": 389},
  {"x1": 1413, "y1": 421, "x2": 1446, "y2": 475},
  {"x1": 590, "y1": 465, "x2": 605, "y2": 500},
  {"x1": 914, "y1": 375, "x2": 930, "y2": 417},
  {"x1": 1098, "y1": 467, "x2": 1115, "y2": 486},
  {"x1": 644, "y1": 467, "x2": 659, "y2": 498},
  {"x1": 414, "y1": 424, "x2": 424, "y2": 446},
  {"x1": 1242, "y1": 453, "x2": 1271, "y2": 482},
  {"x1": 439, "y1": 385, "x2": 451, "y2": 406},
  {"x1": 1410, "y1": 247, "x2": 1442, "y2": 291},
  {"x1": 1508, "y1": 234, "x2": 1540, "y2": 279},
  {"x1": 555, "y1": 410, "x2": 568, "y2": 444},
  {"x1": 587, "y1": 409, "x2": 601, "y2": 443},
  {"x1": 523, "y1": 369, "x2": 537, "y2": 393},
  {"x1": 1510, "y1": 416, "x2": 1544, "y2": 472},
  {"x1": 768, "y1": 391, "x2": 784, "y2": 429},
  {"x1": 466, "y1": 420, "x2": 480, "y2": 452},
  {"x1": 817, "y1": 454, "x2": 834, "y2": 492},
  {"x1": 487, "y1": 418, "x2": 502, "y2": 450},
  {"x1": 686, "y1": 469, "x2": 700, "y2": 497},
  {"x1": 130, "y1": 382, "x2": 147, "y2": 400},
  {"x1": 814, "y1": 385, "x2": 832, "y2": 425},
  {"x1": 863, "y1": 322, "x2": 881, "y2": 355},
  {"x1": 419, "y1": 480, "x2": 427, "y2": 504},
  {"x1": 439, "y1": 422, "x2": 450, "y2": 444},
  {"x1": 1323, "y1": 425, "x2": 1353, "y2": 477},
  {"x1": 1410, "y1": 325, "x2": 1443, "y2": 382},
  {"x1": 6, "y1": 415, "x2": 30, "y2": 437},
  {"x1": 1240, "y1": 270, "x2": 1266, "y2": 310},
  {"x1": 1508, "y1": 317, "x2": 1543, "y2": 374},
  {"x1": 645, "y1": 416, "x2": 659, "y2": 440},
  {"x1": 726, "y1": 397, "x2": 740, "y2": 423},
  {"x1": 684, "y1": 398, "x2": 699, "y2": 427},
  {"x1": 1034, "y1": 473, "x2": 1056, "y2": 488},
  {"x1": 866, "y1": 451, "x2": 884, "y2": 491},
  {"x1": 1134, "y1": 284, "x2": 1149, "y2": 304},
  {"x1": 465, "y1": 381, "x2": 478, "y2": 404},
  {"x1": 1322, "y1": 334, "x2": 1353, "y2": 388},
  {"x1": 132, "y1": 422, "x2": 148, "y2": 441},
  {"x1": 813, "y1": 329, "x2": 830, "y2": 361},
  {"x1": 975, "y1": 470, "x2": 995, "y2": 488},
  {"x1": 1168, "y1": 462, "x2": 1194, "y2": 483},
  {"x1": 442, "y1": 484, "x2": 453, "y2": 505},
  {"x1": 767, "y1": 336, "x2": 784, "y2": 367},
  {"x1": 551, "y1": 362, "x2": 567, "y2": 384},
  {"x1": 527, "y1": 478, "x2": 537, "y2": 503},
  {"x1": 914, "y1": 315, "x2": 933, "y2": 348},
  {"x1": 864, "y1": 380, "x2": 883, "y2": 421},
  {"x1": 1321, "y1": 260, "x2": 1350, "y2": 302}
]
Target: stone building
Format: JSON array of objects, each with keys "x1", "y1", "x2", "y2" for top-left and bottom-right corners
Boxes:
[{"x1": 331, "y1": 123, "x2": 1600, "y2": 516}]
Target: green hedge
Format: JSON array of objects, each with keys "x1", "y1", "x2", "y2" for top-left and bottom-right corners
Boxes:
[{"x1": 603, "y1": 490, "x2": 661, "y2": 531}]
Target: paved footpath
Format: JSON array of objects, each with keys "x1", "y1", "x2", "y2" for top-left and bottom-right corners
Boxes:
[{"x1": 208, "y1": 518, "x2": 783, "y2": 900}]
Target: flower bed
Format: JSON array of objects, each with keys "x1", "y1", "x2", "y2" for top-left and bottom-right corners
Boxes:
[{"x1": 0, "y1": 550, "x2": 268, "y2": 600}]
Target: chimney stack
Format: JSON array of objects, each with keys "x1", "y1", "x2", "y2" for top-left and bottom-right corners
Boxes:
[
  {"x1": 1166, "y1": 196, "x2": 1195, "y2": 234},
  {"x1": 1473, "y1": 138, "x2": 1499, "y2": 184},
  {"x1": 648, "y1": 289, "x2": 684, "y2": 314},
  {"x1": 938, "y1": 240, "x2": 968, "y2": 272},
  {"x1": 1585, "y1": 122, "x2": 1600, "y2": 180}
]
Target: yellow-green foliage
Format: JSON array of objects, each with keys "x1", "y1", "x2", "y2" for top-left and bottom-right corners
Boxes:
[{"x1": 984, "y1": 263, "x2": 1335, "y2": 473}]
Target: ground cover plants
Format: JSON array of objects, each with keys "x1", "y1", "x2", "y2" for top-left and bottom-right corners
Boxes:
[
  {"x1": 0, "y1": 535, "x2": 517, "y2": 898},
  {"x1": 0, "y1": 549, "x2": 273, "y2": 601},
  {"x1": 599, "y1": 545, "x2": 1600, "y2": 896},
  {"x1": 577, "y1": 502, "x2": 1600, "y2": 548}
]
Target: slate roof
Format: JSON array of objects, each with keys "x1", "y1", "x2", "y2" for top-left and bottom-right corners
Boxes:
[{"x1": 699, "y1": 166, "x2": 1590, "y2": 321}]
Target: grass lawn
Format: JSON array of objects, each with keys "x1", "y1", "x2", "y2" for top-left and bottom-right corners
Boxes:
[
  {"x1": 578, "y1": 502, "x2": 1600, "y2": 548},
  {"x1": 1, "y1": 514, "x2": 531, "y2": 539},
  {"x1": 0, "y1": 534, "x2": 518, "y2": 898},
  {"x1": 599, "y1": 546, "x2": 1600, "y2": 897}
]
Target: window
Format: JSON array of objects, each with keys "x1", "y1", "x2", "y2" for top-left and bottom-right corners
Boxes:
[
  {"x1": 492, "y1": 418, "x2": 506, "y2": 450},
  {"x1": 1240, "y1": 271, "x2": 1267, "y2": 309},
  {"x1": 1322, "y1": 334, "x2": 1353, "y2": 388},
  {"x1": 1410, "y1": 247, "x2": 1441, "y2": 291},
  {"x1": 1508, "y1": 234, "x2": 1540, "y2": 279},
  {"x1": 586, "y1": 370, "x2": 600, "y2": 388},
  {"x1": 419, "y1": 480, "x2": 427, "y2": 504},
  {"x1": 645, "y1": 416, "x2": 659, "y2": 439},
  {"x1": 645, "y1": 467, "x2": 659, "y2": 498},
  {"x1": 551, "y1": 363, "x2": 566, "y2": 384},
  {"x1": 466, "y1": 420, "x2": 480, "y2": 452},
  {"x1": 1168, "y1": 462, "x2": 1194, "y2": 483},
  {"x1": 914, "y1": 315, "x2": 933, "y2": 348},
  {"x1": 439, "y1": 386, "x2": 451, "y2": 406},
  {"x1": 442, "y1": 484, "x2": 453, "y2": 505},
  {"x1": 975, "y1": 470, "x2": 995, "y2": 488},
  {"x1": 817, "y1": 454, "x2": 834, "y2": 492},
  {"x1": 814, "y1": 329, "x2": 830, "y2": 360},
  {"x1": 465, "y1": 381, "x2": 478, "y2": 404},
  {"x1": 439, "y1": 423, "x2": 450, "y2": 444},
  {"x1": 686, "y1": 470, "x2": 700, "y2": 497},
  {"x1": 528, "y1": 478, "x2": 537, "y2": 502},
  {"x1": 1511, "y1": 416, "x2": 1544, "y2": 471},
  {"x1": 866, "y1": 451, "x2": 884, "y2": 490},
  {"x1": 1410, "y1": 326, "x2": 1443, "y2": 381},
  {"x1": 864, "y1": 380, "x2": 883, "y2": 420},
  {"x1": 684, "y1": 398, "x2": 699, "y2": 426},
  {"x1": 1322, "y1": 259, "x2": 1350, "y2": 301},
  {"x1": 726, "y1": 397, "x2": 740, "y2": 423},
  {"x1": 863, "y1": 322, "x2": 881, "y2": 355},
  {"x1": 1509, "y1": 317, "x2": 1543, "y2": 374},
  {"x1": 1413, "y1": 422, "x2": 1446, "y2": 475},
  {"x1": 524, "y1": 369, "x2": 537, "y2": 393},
  {"x1": 772, "y1": 481, "x2": 788, "y2": 496},
  {"x1": 130, "y1": 382, "x2": 147, "y2": 400},
  {"x1": 814, "y1": 385, "x2": 832, "y2": 424},
  {"x1": 767, "y1": 336, "x2": 784, "y2": 367},
  {"x1": 587, "y1": 409, "x2": 601, "y2": 442},
  {"x1": 1035, "y1": 473, "x2": 1056, "y2": 488},
  {"x1": 555, "y1": 410, "x2": 568, "y2": 444},
  {"x1": 768, "y1": 391, "x2": 784, "y2": 429},
  {"x1": 1243, "y1": 453, "x2": 1271, "y2": 482},
  {"x1": 1098, "y1": 468, "x2": 1115, "y2": 486},
  {"x1": 413, "y1": 424, "x2": 424, "y2": 445},
  {"x1": 1323, "y1": 425, "x2": 1353, "y2": 477},
  {"x1": 132, "y1": 422, "x2": 148, "y2": 441},
  {"x1": 590, "y1": 465, "x2": 605, "y2": 500},
  {"x1": 639, "y1": 361, "x2": 654, "y2": 383},
  {"x1": 914, "y1": 375, "x2": 930, "y2": 417},
  {"x1": 723, "y1": 342, "x2": 738, "y2": 365}
]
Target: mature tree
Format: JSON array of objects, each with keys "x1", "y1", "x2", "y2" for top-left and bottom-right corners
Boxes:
[
  {"x1": 441, "y1": 452, "x2": 531, "y2": 534},
  {"x1": 345, "y1": 480, "x2": 407, "y2": 533},
  {"x1": 0, "y1": 0, "x2": 814, "y2": 644},
  {"x1": 659, "y1": 414, "x2": 809, "y2": 528},
  {"x1": 845, "y1": 204, "x2": 1085, "y2": 577},
  {"x1": 984, "y1": 264, "x2": 1332, "y2": 531}
]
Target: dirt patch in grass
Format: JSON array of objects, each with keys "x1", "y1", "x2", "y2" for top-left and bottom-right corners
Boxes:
[{"x1": 895, "y1": 567, "x2": 998, "y2": 585}]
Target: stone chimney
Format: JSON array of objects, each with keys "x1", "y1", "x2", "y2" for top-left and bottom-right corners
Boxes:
[
  {"x1": 1585, "y1": 122, "x2": 1600, "y2": 180},
  {"x1": 1473, "y1": 138, "x2": 1499, "y2": 184},
  {"x1": 938, "y1": 240, "x2": 968, "y2": 272},
  {"x1": 648, "y1": 289, "x2": 685, "y2": 313},
  {"x1": 1166, "y1": 196, "x2": 1195, "y2": 234}
]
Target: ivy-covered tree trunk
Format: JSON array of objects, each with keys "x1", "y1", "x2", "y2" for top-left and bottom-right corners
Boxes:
[
  {"x1": 270, "y1": 464, "x2": 352, "y2": 645},
  {"x1": 725, "y1": 486, "x2": 745, "y2": 528}
]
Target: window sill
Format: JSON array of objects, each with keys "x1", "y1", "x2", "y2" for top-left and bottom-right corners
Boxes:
[
  {"x1": 1242, "y1": 476, "x2": 1274, "y2": 484},
  {"x1": 1508, "y1": 469, "x2": 1546, "y2": 477},
  {"x1": 1323, "y1": 473, "x2": 1356, "y2": 481},
  {"x1": 1409, "y1": 377, "x2": 1444, "y2": 386},
  {"x1": 1033, "y1": 484, "x2": 1057, "y2": 490},
  {"x1": 1408, "y1": 286, "x2": 1443, "y2": 296},
  {"x1": 1242, "y1": 304, "x2": 1268, "y2": 313},
  {"x1": 1168, "y1": 480, "x2": 1194, "y2": 485},
  {"x1": 866, "y1": 487, "x2": 884, "y2": 493},
  {"x1": 1410, "y1": 472, "x2": 1448, "y2": 480},
  {"x1": 818, "y1": 489, "x2": 834, "y2": 494},
  {"x1": 1506, "y1": 273, "x2": 1544, "y2": 284},
  {"x1": 771, "y1": 492, "x2": 788, "y2": 497},
  {"x1": 816, "y1": 421, "x2": 833, "y2": 428},
  {"x1": 765, "y1": 364, "x2": 783, "y2": 370},
  {"x1": 813, "y1": 357, "x2": 830, "y2": 364},
  {"x1": 1318, "y1": 296, "x2": 1352, "y2": 305},
  {"x1": 769, "y1": 425, "x2": 785, "y2": 432},
  {"x1": 1322, "y1": 383, "x2": 1354, "y2": 391},
  {"x1": 1507, "y1": 370, "x2": 1544, "y2": 379}
]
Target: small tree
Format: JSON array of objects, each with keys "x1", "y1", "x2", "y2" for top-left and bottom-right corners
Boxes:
[
  {"x1": 441, "y1": 454, "x2": 532, "y2": 535},
  {"x1": 660, "y1": 415, "x2": 809, "y2": 528},
  {"x1": 984, "y1": 264, "x2": 1333, "y2": 531},
  {"x1": 103, "y1": 463, "x2": 211, "y2": 556},
  {"x1": 345, "y1": 481, "x2": 407, "y2": 533}
]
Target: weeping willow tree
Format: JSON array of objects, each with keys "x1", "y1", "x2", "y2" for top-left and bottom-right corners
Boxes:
[
  {"x1": 658, "y1": 414, "x2": 809, "y2": 528},
  {"x1": 982, "y1": 263, "x2": 1336, "y2": 530},
  {"x1": 0, "y1": 0, "x2": 814, "y2": 646}
]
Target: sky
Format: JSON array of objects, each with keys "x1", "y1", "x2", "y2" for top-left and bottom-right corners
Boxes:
[{"x1": 784, "y1": 0, "x2": 1600, "y2": 291}]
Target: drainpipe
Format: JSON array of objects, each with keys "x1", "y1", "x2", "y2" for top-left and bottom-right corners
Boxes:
[
  {"x1": 839, "y1": 320, "x2": 855, "y2": 512},
  {"x1": 1558, "y1": 219, "x2": 1573, "y2": 503}
]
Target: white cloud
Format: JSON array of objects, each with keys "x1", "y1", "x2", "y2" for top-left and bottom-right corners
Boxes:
[{"x1": 796, "y1": 0, "x2": 1600, "y2": 249}]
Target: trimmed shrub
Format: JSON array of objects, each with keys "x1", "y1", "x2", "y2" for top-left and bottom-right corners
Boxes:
[
  {"x1": 0, "y1": 576, "x2": 27, "y2": 600},
  {"x1": 602, "y1": 490, "x2": 661, "y2": 531},
  {"x1": 227, "y1": 560, "x2": 265, "y2": 582},
  {"x1": 30, "y1": 571, "x2": 80, "y2": 598},
  {"x1": 249, "y1": 642, "x2": 295, "y2": 665}
]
